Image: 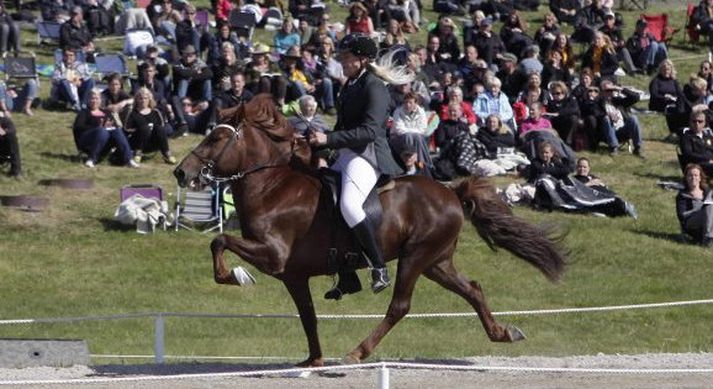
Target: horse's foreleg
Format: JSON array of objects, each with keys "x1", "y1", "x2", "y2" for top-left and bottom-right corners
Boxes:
[
  {"x1": 424, "y1": 260, "x2": 523, "y2": 343},
  {"x1": 210, "y1": 234, "x2": 287, "y2": 284},
  {"x1": 284, "y1": 277, "x2": 324, "y2": 367},
  {"x1": 344, "y1": 261, "x2": 420, "y2": 363}
]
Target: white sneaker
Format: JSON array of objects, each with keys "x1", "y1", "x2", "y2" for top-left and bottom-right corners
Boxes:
[
  {"x1": 84, "y1": 159, "x2": 95, "y2": 168},
  {"x1": 128, "y1": 159, "x2": 140, "y2": 168}
]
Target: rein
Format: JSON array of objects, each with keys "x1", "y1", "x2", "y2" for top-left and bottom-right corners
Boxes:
[{"x1": 192, "y1": 123, "x2": 302, "y2": 184}]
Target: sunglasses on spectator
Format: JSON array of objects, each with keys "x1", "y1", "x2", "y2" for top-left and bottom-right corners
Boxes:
[{"x1": 692, "y1": 119, "x2": 706, "y2": 123}]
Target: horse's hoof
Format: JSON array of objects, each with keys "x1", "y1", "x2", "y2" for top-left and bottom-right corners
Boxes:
[
  {"x1": 232, "y1": 266, "x2": 256, "y2": 286},
  {"x1": 341, "y1": 353, "x2": 361, "y2": 365},
  {"x1": 296, "y1": 358, "x2": 324, "y2": 368},
  {"x1": 507, "y1": 325, "x2": 527, "y2": 342}
]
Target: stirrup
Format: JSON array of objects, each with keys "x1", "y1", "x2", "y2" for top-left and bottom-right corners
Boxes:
[{"x1": 370, "y1": 268, "x2": 390, "y2": 294}]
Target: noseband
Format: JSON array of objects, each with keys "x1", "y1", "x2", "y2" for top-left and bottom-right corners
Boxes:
[{"x1": 190, "y1": 123, "x2": 299, "y2": 184}]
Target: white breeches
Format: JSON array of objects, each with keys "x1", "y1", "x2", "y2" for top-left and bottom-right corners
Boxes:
[{"x1": 331, "y1": 149, "x2": 379, "y2": 228}]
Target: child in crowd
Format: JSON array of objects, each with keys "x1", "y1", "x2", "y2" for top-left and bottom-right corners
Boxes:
[{"x1": 525, "y1": 141, "x2": 569, "y2": 183}]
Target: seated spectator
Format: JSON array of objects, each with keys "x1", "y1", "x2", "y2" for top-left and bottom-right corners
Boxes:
[
  {"x1": 600, "y1": 79, "x2": 644, "y2": 157},
  {"x1": 151, "y1": 0, "x2": 182, "y2": 42},
  {"x1": 429, "y1": 16, "x2": 460, "y2": 63},
  {"x1": 581, "y1": 32, "x2": 619, "y2": 80},
  {"x1": 0, "y1": 3, "x2": 20, "y2": 56},
  {"x1": 101, "y1": 73, "x2": 133, "y2": 115},
  {"x1": 0, "y1": 114, "x2": 20, "y2": 177},
  {"x1": 133, "y1": 63, "x2": 173, "y2": 123},
  {"x1": 474, "y1": 77, "x2": 514, "y2": 128},
  {"x1": 599, "y1": 10, "x2": 637, "y2": 74},
  {"x1": 549, "y1": 32, "x2": 576, "y2": 75},
  {"x1": 472, "y1": 18, "x2": 506, "y2": 69},
  {"x1": 667, "y1": 76, "x2": 712, "y2": 136},
  {"x1": 434, "y1": 101, "x2": 470, "y2": 151},
  {"x1": 345, "y1": 2, "x2": 374, "y2": 36},
  {"x1": 387, "y1": 0, "x2": 420, "y2": 32},
  {"x1": 179, "y1": 96, "x2": 211, "y2": 134},
  {"x1": 626, "y1": 19, "x2": 668, "y2": 75},
  {"x1": 676, "y1": 163, "x2": 713, "y2": 247},
  {"x1": 289, "y1": 95, "x2": 329, "y2": 166},
  {"x1": 541, "y1": 49, "x2": 572, "y2": 87},
  {"x1": 699, "y1": 60, "x2": 713, "y2": 96},
  {"x1": 318, "y1": 36, "x2": 347, "y2": 88},
  {"x1": 495, "y1": 52, "x2": 525, "y2": 103},
  {"x1": 546, "y1": 82, "x2": 580, "y2": 144},
  {"x1": 82, "y1": 0, "x2": 113, "y2": 37},
  {"x1": 281, "y1": 46, "x2": 315, "y2": 102},
  {"x1": 137, "y1": 45, "x2": 172, "y2": 93},
  {"x1": 534, "y1": 12, "x2": 561, "y2": 54},
  {"x1": 404, "y1": 52, "x2": 431, "y2": 107},
  {"x1": 572, "y1": 67, "x2": 595, "y2": 104},
  {"x1": 422, "y1": 35, "x2": 457, "y2": 82},
  {"x1": 476, "y1": 113, "x2": 515, "y2": 155},
  {"x1": 208, "y1": 72, "x2": 254, "y2": 129},
  {"x1": 513, "y1": 84, "x2": 544, "y2": 126},
  {"x1": 691, "y1": 0, "x2": 713, "y2": 57},
  {"x1": 519, "y1": 102, "x2": 554, "y2": 136},
  {"x1": 517, "y1": 45, "x2": 543, "y2": 76},
  {"x1": 648, "y1": 59, "x2": 682, "y2": 113},
  {"x1": 380, "y1": 19, "x2": 410, "y2": 50},
  {"x1": 578, "y1": 84, "x2": 608, "y2": 151},
  {"x1": 211, "y1": 42, "x2": 245, "y2": 93},
  {"x1": 245, "y1": 43, "x2": 288, "y2": 107},
  {"x1": 214, "y1": 0, "x2": 235, "y2": 26},
  {"x1": 525, "y1": 140, "x2": 570, "y2": 183},
  {"x1": 207, "y1": 23, "x2": 248, "y2": 68},
  {"x1": 500, "y1": 11, "x2": 533, "y2": 59},
  {"x1": 51, "y1": 48, "x2": 95, "y2": 112},
  {"x1": 549, "y1": 0, "x2": 579, "y2": 25},
  {"x1": 572, "y1": 0, "x2": 605, "y2": 44},
  {"x1": 301, "y1": 46, "x2": 335, "y2": 114},
  {"x1": 274, "y1": 16, "x2": 301, "y2": 54},
  {"x1": 73, "y1": 89, "x2": 137, "y2": 168},
  {"x1": 172, "y1": 45, "x2": 212, "y2": 134},
  {"x1": 680, "y1": 111, "x2": 713, "y2": 176},
  {"x1": 0, "y1": 78, "x2": 38, "y2": 117},
  {"x1": 439, "y1": 86, "x2": 477, "y2": 125},
  {"x1": 59, "y1": 6, "x2": 95, "y2": 56},
  {"x1": 175, "y1": 3, "x2": 205, "y2": 54},
  {"x1": 42, "y1": 0, "x2": 73, "y2": 22},
  {"x1": 516, "y1": 72, "x2": 548, "y2": 105},
  {"x1": 400, "y1": 148, "x2": 430, "y2": 176},
  {"x1": 124, "y1": 87, "x2": 175, "y2": 164},
  {"x1": 389, "y1": 91, "x2": 432, "y2": 171},
  {"x1": 571, "y1": 157, "x2": 638, "y2": 218}
]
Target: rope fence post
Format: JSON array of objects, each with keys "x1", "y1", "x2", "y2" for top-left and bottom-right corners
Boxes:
[
  {"x1": 378, "y1": 362, "x2": 389, "y2": 389},
  {"x1": 154, "y1": 314, "x2": 165, "y2": 364}
]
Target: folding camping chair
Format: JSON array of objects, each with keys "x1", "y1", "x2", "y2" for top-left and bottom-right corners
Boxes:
[
  {"x1": 194, "y1": 8, "x2": 212, "y2": 33},
  {"x1": 94, "y1": 52, "x2": 131, "y2": 89},
  {"x1": 175, "y1": 183, "x2": 224, "y2": 233},
  {"x1": 229, "y1": 10, "x2": 257, "y2": 40},
  {"x1": 121, "y1": 184, "x2": 164, "y2": 202},
  {"x1": 640, "y1": 13, "x2": 678, "y2": 44},
  {"x1": 3, "y1": 51, "x2": 38, "y2": 84},
  {"x1": 37, "y1": 21, "x2": 61, "y2": 46}
]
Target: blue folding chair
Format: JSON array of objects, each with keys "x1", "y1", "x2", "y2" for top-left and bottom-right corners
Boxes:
[{"x1": 37, "y1": 21, "x2": 62, "y2": 46}]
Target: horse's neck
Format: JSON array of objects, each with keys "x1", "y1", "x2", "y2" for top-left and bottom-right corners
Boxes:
[{"x1": 231, "y1": 164, "x2": 319, "y2": 209}]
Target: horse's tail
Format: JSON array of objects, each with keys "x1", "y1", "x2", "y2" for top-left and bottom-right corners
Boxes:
[{"x1": 452, "y1": 176, "x2": 567, "y2": 282}]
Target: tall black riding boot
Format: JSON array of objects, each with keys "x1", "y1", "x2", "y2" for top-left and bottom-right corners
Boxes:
[{"x1": 352, "y1": 220, "x2": 390, "y2": 293}]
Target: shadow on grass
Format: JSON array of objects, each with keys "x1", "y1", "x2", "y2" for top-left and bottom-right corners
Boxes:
[
  {"x1": 40, "y1": 152, "x2": 81, "y2": 163},
  {"x1": 631, "y1": 229, "x2": 690, "y2": 244},
  {"x1": 633, "y1": 171, "x2": 681, "y2": 182},
  {"x1": 99, "y1": 217, "x2": 136, "y2": 232}
]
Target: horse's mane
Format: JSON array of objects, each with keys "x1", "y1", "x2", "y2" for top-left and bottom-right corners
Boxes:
[{"x1": 218, "y1": 93, "x2": 293, "y2": 142}]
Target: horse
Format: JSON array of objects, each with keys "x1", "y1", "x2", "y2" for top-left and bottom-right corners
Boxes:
[{"x1": 173, "y1": 94, "x2": 567, "y2": 366}]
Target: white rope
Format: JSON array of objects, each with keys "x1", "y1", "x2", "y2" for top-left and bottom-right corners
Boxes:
[
  {"x1": 2, "y1": 298, "x2": 711, "y2": 325},
  {"x1": 1, "y1": 361, "x2": 712, "y2": 386}
]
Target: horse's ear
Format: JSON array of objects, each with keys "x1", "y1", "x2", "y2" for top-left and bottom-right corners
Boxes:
[{"x1": 218, "y1": 104, "x2": 243, "y2": 123}]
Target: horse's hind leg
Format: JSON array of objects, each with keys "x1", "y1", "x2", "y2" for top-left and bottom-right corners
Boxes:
[
  {"x1": 343, "y1": 259, "x2": 421, "y2": 363},
  {"x1": 424, "y1": 260, "x2": 525, "y2": 343}
]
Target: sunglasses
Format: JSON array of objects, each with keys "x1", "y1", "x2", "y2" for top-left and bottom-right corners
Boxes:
[{"x1": 693, "y1": 119, "x2": 706, "y2": 123}]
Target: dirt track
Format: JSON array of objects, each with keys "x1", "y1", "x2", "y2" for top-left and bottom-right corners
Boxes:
[{"x1": 1, "y1": 353, "x2": 712, "y2": 388}]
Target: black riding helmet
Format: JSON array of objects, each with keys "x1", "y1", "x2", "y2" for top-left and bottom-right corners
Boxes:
[{"x1": 338, "y1": 34, "x2": 378, "y2": 59}]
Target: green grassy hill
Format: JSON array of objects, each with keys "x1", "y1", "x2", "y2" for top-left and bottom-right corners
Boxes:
[{"x1": 1, "y1": 1, "x2": 712, "y2": 363}]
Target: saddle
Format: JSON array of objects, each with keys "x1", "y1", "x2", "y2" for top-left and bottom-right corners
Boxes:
[{"x1": 318, "y1": 168, "x2": 395, "y2": 299}]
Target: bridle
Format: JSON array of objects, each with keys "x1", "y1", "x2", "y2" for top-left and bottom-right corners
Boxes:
[{"x1": 190, "y1": 123, "x2": 300, "y2": 184}]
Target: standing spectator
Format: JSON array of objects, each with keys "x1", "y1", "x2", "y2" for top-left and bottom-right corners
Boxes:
[
  {"x1": 345, "y1": 2, "x2": 374, "y2": 36},
  {"x1": 626, "y1": 19, "x2": 668, "y2": 75},
  {"x1": 0, "y1": 3, "x2": 20, "y2": 56},
  {"x1": 60, "y1": 6, "x2": 95, "y2": 55},
  {"x1": 51, "y1": 48, "x2": 95, "y2": 112},
  {"x1": 680, "y1": 111, "x2": 713, "y2": 176},
  {"x1": 676, "y1": 163, "x2": 713, "y2": 247},
  {"x1": 0, "y1": 115, "x2": 21, "y2": 177},
  {"x1": 72, "y1": 89, "x2": 137, "y2": 168},
  {"x1": 274, "y1": 17, "x2": 301, "y2": 54},
  {"x1": 648, "y1": 59, "x2": 682, "y2": 113},
  {"x1": 172, "y1": 45, "x2": 213, "y2": 134},
  {"x1": 124, "y1": 87, "x2": 175, "y2": 164}
]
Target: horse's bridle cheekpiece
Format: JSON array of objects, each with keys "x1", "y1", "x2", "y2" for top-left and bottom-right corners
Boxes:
[{"x1": 191, "y1": 123, "x2": 298, "y2": 184}]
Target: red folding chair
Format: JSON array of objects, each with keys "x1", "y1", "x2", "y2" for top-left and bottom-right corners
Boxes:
[{"x1": 640, "y1": 13, "x2": 678, "y2": 44}]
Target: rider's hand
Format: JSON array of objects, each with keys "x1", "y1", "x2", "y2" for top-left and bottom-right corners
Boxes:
[{"x1": 309, "y1": 131, "x2": 327, "y2": 146}]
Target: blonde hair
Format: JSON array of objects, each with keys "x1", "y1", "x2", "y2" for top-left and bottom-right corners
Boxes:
[{"x1": 134, "y1": 87, "x2": 156, "y2": 110}]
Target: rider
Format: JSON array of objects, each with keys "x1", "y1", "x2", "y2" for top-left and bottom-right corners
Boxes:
[{"x1": 309, "y1": 34, "x2": 411, "y2": 295}]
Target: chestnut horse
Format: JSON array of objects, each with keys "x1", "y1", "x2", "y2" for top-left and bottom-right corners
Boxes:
[{"x1": 173, "y1": 94, "x2": 567, "y2": 366}]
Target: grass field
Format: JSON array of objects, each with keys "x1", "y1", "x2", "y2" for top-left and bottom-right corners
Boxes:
[{"x1": 1, "y1": 0, "x2": 713, "y2": 363}]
